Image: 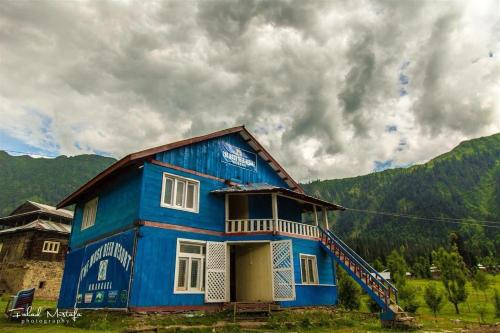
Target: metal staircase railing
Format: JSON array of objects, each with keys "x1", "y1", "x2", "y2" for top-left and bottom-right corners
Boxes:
[{"x1": 318, "y1": 227, "x2": 398, "y2": 312}]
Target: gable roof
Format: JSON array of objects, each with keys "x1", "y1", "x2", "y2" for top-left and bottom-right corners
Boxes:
[
  {"x1": 7, "y1": 201, "x2": 73, "y2": 219},
  {"x1": 57, "y1": 126, "x2": 303, "y2": 208},
  {"x1": 0, "y1": 219, "x2": 71, "y2": 235}
]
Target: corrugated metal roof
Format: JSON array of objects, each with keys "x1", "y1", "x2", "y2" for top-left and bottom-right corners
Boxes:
[
  {"x1": 0, "y1": 219, "x2": 71, "y2": 235},
  {"x1": 211, "y1": 183, "x2": 345, "y2": 210},
  {"x1": 27, "y1": 201, "x2": 73, "y2": 218}
]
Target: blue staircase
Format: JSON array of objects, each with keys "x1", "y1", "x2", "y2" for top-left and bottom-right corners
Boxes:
[{"x1": 318, "y1": 227, "x2": 402, "y2": 321}]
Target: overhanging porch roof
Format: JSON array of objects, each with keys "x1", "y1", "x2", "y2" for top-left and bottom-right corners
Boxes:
[{"x1": 211, "y1": 183, "x2": 345, "y2": 211}]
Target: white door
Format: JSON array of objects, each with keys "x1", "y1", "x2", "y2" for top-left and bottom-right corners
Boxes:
[
  {"x1": 271, "y1": 240, "x2": 296, "y2": 301},
  {"x1": 205, "y1": 241, "x2": 228, "y2": 303}
]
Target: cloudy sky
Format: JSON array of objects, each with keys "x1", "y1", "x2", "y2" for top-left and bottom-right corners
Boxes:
[{"x1": 1, "y1": 0, "x2": 499, "y2": 181}]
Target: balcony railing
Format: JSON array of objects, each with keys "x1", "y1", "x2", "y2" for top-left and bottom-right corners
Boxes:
[{"x1": 225, "y1": 219, "x2": 319, "y2": 238}]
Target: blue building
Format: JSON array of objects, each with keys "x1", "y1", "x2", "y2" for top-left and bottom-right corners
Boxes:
[{"x1": 57, "y1": 126, "x2": 399, "y2": 318}]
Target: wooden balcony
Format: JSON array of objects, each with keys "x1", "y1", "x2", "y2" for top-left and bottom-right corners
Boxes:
[{"x1": 225, "y1": 218, "x2": 319, "y2": 238}]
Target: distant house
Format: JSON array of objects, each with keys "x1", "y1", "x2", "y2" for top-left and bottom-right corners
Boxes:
[
  {"x1": 0, "y1": 201, "x2": 72, "y2": 299},
  {"x1": 56, "y1": 126, "x2": 402, "y2": 321},
  {"x1": 430, "y1": 264, "x2": 441, "y2": 279}
]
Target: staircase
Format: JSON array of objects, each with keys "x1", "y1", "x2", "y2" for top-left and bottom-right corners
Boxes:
[{"x1": 318, "y1": 228, "x2": 416, "y2": 326}]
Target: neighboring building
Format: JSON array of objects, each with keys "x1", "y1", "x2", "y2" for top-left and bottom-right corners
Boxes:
[
  {"x1": 430, "y1": 264, "x2": 441, "y2": 279},
  {"x1": 0, "y1": 201, "x2": 72, "y2": 299},
  {"x1": 57, "y1": 126, "x2": 401, "y2": 320}
]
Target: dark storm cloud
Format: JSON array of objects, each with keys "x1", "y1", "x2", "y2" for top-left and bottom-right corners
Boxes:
[{"x1": 0, "y1": 0, "x2": 499, "y2": 180}]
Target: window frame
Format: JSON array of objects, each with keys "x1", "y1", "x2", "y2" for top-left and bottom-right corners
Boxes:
[
  {"x1": 161, "y1": 172, "x2": 200, "y2": 213},
  {"x1": 174, "y1": 239, "x2": 206, "y2": 294},
  {"x1": 42, "y1": 241, "x2": 60, "y2": 254},
  {"x1": 81, "y1": 197, "x2": 98, "y2": 230},
  {"x1": 299, "y1": 254, "x2": 319, "y2": 285}
]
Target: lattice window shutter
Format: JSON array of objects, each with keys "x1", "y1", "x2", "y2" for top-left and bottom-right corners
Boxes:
[
  {"x1": 271, "y1": 240, "x2": 296, "y2": 301},
  {"x1": 205, "y1": 241, "x2": 228, "y2": 303}
]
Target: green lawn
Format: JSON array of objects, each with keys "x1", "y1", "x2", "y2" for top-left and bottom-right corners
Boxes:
[{"x1": 0, "y1": 275, "x2": 498, "y2": 332}]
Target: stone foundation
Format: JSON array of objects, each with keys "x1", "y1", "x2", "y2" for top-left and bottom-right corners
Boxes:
[{"x1": 0, "y1": 260, "x2": 64, "y2": 300}]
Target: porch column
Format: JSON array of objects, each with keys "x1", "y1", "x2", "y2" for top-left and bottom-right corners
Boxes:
[
  {"x1": 272, "y1": 193, "x2": 278, "y2": 233},
  {"x1": 313, "y1": 205, "x2": 318, "y2": 226},
  {"x1": 225, "y1": 194, "x2": 229, "y2": 232},
  {"x1": 322, "y1": 207, "x2": 329, "y2": 230}
]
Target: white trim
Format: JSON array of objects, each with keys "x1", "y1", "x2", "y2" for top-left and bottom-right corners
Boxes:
[
  {"x1": 160, "y1": 172, "x2": 200, "y2": 213},
  {"x1": 81, "y1": 197, "x2": 98, "y2": 230},
  {"x1": 295, "y1": 283, "x2": 336, "y2": 287},
  {"x1": 299, "y1": 253, "x2": 319, "y2": 285},
  {"x1": 42, "y1": 240, "x2": 60, "y2": 253},
  {"x1": 173, "y1": 238, "x2": 206, "y2": 294}
]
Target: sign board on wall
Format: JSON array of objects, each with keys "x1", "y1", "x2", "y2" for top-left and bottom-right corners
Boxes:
[
  {"x1": 221, "y1": 142, "x2": 257, "y2": 172},
  {"x1": 76, "y1": 229, "x2": 135, "y2": 308}
]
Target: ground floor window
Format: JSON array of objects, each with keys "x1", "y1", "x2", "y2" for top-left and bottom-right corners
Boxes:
[
  {"x1": 175, "y1": 240, "x2": 206, "y2": 292},
  {"x1": 300, "y1": 254, "x2": 319, "y2": 284}
]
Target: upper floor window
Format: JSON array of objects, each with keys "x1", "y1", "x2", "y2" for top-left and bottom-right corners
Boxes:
[
  {"x1": 300, "y1": 254, "x2": 319, "y2": 285},
  {"x1": 42, "y1": 241, "x2": 60, "y2": 253},
  {"x1": 81, "y1": 197, "x2": 98, "y2": 230},
  {"x1": 161, "y1": 172, "x2": 199, "y2": 213}
]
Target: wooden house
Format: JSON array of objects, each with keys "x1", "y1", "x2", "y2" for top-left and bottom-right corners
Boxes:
[
  {"x1": 57, "y1": 126, "x2": 401, "y2": 320},
  {"x1": 0, "y1": 201, "x2": 72, "y2": 299}
]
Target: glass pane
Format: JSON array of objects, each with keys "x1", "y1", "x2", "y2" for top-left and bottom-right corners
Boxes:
[
  {"x1": 163, "y1": 178, "x2": 174, "y2": 205},
  {"x1": 180, "y1": 243, "x2": 202, "y2": 254},
  {"x1": 177, "y1": 258, "x2": 188, "y2": 289},
  {"x1": 176, "y1": 181, "x2": 185, "y2": 206},
  {"x1": 307, "y1": 258, "x2": 315, "y2": 283},
  {"x1": 186, "y1": 183, "x2": 195, "y2": 209},
  {"x1": 190, "y1": 258, "x2": 200, "y2": 289},
  {"x1": 301, "y1": 258, "x2": 308, "y2": 283}
]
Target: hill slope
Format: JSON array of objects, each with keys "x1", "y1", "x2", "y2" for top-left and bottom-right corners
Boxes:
[
  {"x1": 0, "y1": 151, "x2": 116, "y2": 216},
  {"x1": 303, "y1": 133, "x2": 500, "y2": 264}
]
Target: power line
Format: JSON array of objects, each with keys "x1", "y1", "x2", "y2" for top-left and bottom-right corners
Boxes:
[{"x1": 343, "y1": 207, "x2": 500, "y2": 228}]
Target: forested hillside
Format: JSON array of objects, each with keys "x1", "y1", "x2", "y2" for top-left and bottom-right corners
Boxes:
[
  {"x1": 0, "y1": 151, "x2": 116, "y2": 216},
  {"x1": 303, "y1": 133, "x2": 500, "y2": 268}
]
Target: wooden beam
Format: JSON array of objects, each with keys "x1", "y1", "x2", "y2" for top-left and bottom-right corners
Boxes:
[
  {"x1": 313, "y1": 205, "x2": 319, "y2": 226},
  {"x1": 225, "y1": 195, "x2": 230, "y2": 232},
  {"x1": 272, "y1": 193, "x2": 278, "y2": 233},
  {"x1": 322, "y1": 207, "x2": 329, "y2": 230}
]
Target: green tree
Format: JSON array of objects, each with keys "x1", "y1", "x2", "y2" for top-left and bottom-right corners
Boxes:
[
  {"x1": 424, "y1": 283, "x2": 444, "y2": 316},
  {"x1": 337, "y1": 267, "x2": 361, "y2": 310},
  {"x1": 472, "y1": 270, "x2": 491, "y2": 300},
  {"x1": 386, "y1": 246, "x2": 407, "y2": 287},
  {"x1": 432, "y1": 245, "x2": 468, "y2": 314},
  {"x1": 399, "y1": 284, "x2": 419, "y2": 313},
  {"x1": 494, "y1": 289, "x2": 500, "y2": 318},
  {"x1": 373, "y1": 258, "x2": 384, "y2": 272}
]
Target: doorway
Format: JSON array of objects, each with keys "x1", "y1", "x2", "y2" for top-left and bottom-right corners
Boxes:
[{"x1": 229, "y1": 242, "x2": 273, "y2": 302}]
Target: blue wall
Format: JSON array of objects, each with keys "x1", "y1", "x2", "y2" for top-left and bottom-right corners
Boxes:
[
  {"x1": 129, "y1": 227, "x2": 222, "y2": 307},
  {"x1": 70, "y1": 167, "x2": 142, "y2": 249},
  {"x1": 277, "y1": 196, "x2": 302, "y2": 222},
  {"x1": 58, "y1": 247, "x2": 85, "y2": 308},
  {"x1": 155, "y1": 133, "x2": 289, "y2": 188},
  {"x1": 280, "y1": 236, "x2": 337, "y2": 307},
  {"x1": 129, "y1": 227, "x2": 337, "y2": 308},
  {"x1": 139, "y1": 162, "x2": 226, "y2": 232}
]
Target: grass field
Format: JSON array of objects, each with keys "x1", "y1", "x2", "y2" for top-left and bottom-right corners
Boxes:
[{"x1": 0, "y1": 275, "x2": 498, "y2": 332}]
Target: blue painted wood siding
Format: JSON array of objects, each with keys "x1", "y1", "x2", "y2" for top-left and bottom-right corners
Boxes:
[
  {"x1": 129, "y1": 227, "x2": 337, "y2": 308},
  {"x1": 155, "y1": 133, "x2": 289, "y2": 188},
  {"x1": 70, "y1": 167, "x2": 142, "y2": 249},
  {"x1": 139, "y1": 162, "x2": 227, "y2": 231}
]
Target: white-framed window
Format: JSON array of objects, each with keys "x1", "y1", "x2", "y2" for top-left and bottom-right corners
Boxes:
[
  {"x1": 174, "y1": 239, "x2": 206, "y2": 293},
  {"x1": 300, "y1": 254, "x2": 319, "y2": 285},
  {"x1": 42, "y1": 241, "x2": 60, "y2": 253},
  {"x1": 81, "y1": 197, "x2": 98, "y2": 230},
  {"x1": 161, "y1": 172, "x2": 200, "y2": 213}
]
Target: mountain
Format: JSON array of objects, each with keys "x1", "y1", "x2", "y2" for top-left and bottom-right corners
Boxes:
[
  {"x1": 303, "y1": 133, "x2": 500, "y2": 266},
  {"x1": 0, "y1": 151, "x2": 116, "y2": 216}
]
